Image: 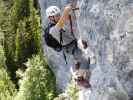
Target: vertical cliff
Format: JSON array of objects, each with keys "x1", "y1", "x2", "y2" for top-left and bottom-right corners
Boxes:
[{"x1": 39, "y1": 0, "x2": 133, "y2": 99}]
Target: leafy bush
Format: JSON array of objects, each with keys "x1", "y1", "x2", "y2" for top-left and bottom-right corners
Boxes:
[{"x1": 15, "y1": 55, "x2": 57, "y2": 100}]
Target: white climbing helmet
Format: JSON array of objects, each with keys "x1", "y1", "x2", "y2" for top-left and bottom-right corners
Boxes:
[{"x1": 46, "y1": 6, "x2": 61, "y2": 17}]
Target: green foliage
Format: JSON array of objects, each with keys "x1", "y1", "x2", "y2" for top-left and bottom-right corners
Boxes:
[
  {"x1": 54, "y1": 80, "x2": 79, "y2": 100},
  {"x1": 0, "y1": 0, "x2": 41, "y2": 85},
  {"x1": 54, "y1": 93, "x2": 70, "y2": 100},
  {"x1": 11, "y1": 0, "x2": 30, "y2": 21},
  {"x1": 13, "y1": 0, "x2": 41, "y2": 66},
  {"x1": 0, "y1": 0, "x2": 17, "y2": 73},
  {"x1": 15, "y1": 19, "x2": 35, "y2": 64},
  {"x1": 15, "y1": 55, "x2": 57, "y2": 100},
  {"x1": 0, "y1": 32, "x2": 5, "y2": 67},
  {"x1": 65, "y1": 81, "x2": 79, "y2": 100},
  {"x1": 1, "y1": 1, "x2": 57, "y2": 100},
  {"x1": 0, "y1": 32, "x2": 16, "y2": 100},
  {"x1": 0, "y1": 68, "x2": 16, "y2": 100},
  {"x1": 0, "y1": 0, "x2": 13, "y2": 31}
]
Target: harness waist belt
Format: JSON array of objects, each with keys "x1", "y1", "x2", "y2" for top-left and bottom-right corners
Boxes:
[{"x1": 62, "y1": 39, "x2": 77, "y2": 48}]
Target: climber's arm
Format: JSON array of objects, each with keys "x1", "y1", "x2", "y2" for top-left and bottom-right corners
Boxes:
[
  {"x1": 49, "y1": 4, "x2": 73, "y2": 40},
  {"x1": 56, "y1": 4, "x2": 72, "y2": 28}
]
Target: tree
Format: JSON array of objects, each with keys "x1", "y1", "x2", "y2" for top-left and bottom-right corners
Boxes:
[
  {"x1": 0, "y1": 0, "x2": 41, "y2": 85},
  {"x1": 15, "y1": 55, "x2": 57, "y2": 100},
  {"x1": 0, "y1": 31, "x2": 16, "y2": 100},
  {"x1": 12, "y1": 0, "x2": 41, "y2": 66}
]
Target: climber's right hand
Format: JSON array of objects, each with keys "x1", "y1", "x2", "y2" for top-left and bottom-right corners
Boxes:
[{"x1": 64, "y1": 4, "x2": 72, "y2": 14}]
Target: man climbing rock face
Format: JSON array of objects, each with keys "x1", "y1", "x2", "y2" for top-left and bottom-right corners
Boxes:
[
  {"x1": 44, "y1": 4, "x2": 96, "y2": 88},
  {"x1": 44, "y1": 4, "x2": 79, "y2": 64},
  {"x1": 45, "y1": 4, "x2": 77, "y2": 53}
]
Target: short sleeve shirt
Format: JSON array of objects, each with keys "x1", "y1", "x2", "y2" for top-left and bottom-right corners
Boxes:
[{"x1": 49, "y1": 24, "x2": 75, "y2": 45}]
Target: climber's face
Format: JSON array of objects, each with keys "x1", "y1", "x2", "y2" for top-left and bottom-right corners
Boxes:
[
  {"x1": 54, "y1": 13, "x2": 61, "y2": 22},
  {"x1": 49, "y1": 14, "x2": 61, "y2": 23}
]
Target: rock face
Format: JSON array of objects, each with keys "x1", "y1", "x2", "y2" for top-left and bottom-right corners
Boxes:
[{"x1": 39, "y1": 0, "x2": 133, "y2": 99}]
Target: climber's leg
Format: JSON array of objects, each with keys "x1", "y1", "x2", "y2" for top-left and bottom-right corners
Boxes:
[
  {"x1": 73, "y1": 68, "x2": 92, "y2": 88},
  {"x1": 70, "y1": 40, "x2": 92, "y2": 88}
]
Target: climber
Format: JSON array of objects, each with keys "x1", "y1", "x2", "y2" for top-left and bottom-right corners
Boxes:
[
  {"x1": 44, "y1": 4, "x2": 95, "y2": 88},
  {"x1": 44, "y1": 4, "x2": 78, "y2": 64}
]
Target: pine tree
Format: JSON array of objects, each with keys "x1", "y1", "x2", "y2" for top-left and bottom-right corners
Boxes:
[
  {"x1": 0, "y1": 30, "x2": 16, "y2": 100},
  {"x1": 15, "y1": 55, "x2": 56, "y2": 100},
  {"x1": 11, "y1": 0, "x2": 41, "y2": 66},
  {"x1": 0, "y1": 1, "x2": 57, "y2": 100},
  {"x1": 0, "y1": 0, "x2": 41, "y2": 83},
  {"x1": 0, "y1": 0, "x2": 18, "y2": 82}
]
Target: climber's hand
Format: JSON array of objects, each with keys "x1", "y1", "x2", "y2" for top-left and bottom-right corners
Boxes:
[
  {"x1": 64, "y1": 4, "x2": 72, "y2": 14},
  {"x1": 72, "y1": 7, "x2": 79, "y2": 11}
]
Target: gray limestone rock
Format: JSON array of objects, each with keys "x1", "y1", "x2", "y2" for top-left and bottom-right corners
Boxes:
[{"x1": 38, "y1": 0, "x2": 133, "y2": 99}]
